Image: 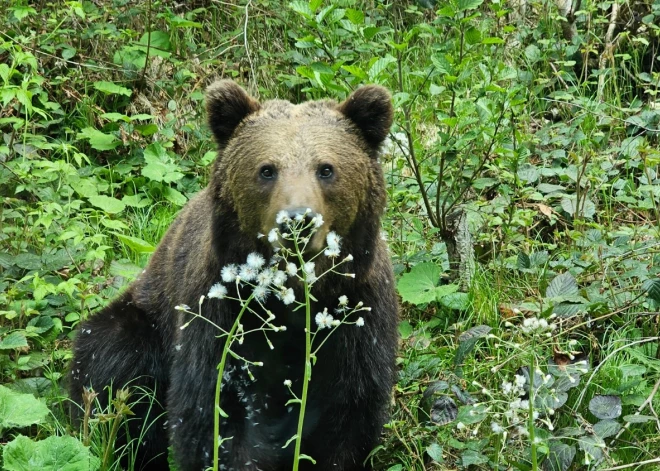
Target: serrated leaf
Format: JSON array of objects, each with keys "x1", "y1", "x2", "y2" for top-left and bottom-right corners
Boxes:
[
  {"x1": 439, "y1": 292, "x2": 470, "y2": 310},
  {"x1": 424, "y1": 396, "x2": 457, "y2": 425},
  {"x1": 426, "y1": 443, "x2": 443, "y2": 462},
  {"x1": 77, "y1": 127, "x2": 120, "y2": 151},
  {"x1": 593, "y1": 419, "x2": 621, "y2": 438},
  {"x1": 0, "y1": 386, "x2": 49, "y2": 429},
  {"x1": 162, "y1": 187, "x2": 187, "y2": 206},
  {"x1": 560, "y1": 196, "x2": 596, "y2": 219},
  {"x1": 93, "y1": 81, "x2": 131, "y2": 97},
  {"x1": 642, "y1": 278, "x2": 660, "y2": 302},
  {"x1": 589, "y1": 395, "x2": 622, "y2": 419},
  {"x1": 543, "y1": 442, "x2": 575, "y2": 471},
  {"x1": 397, "y1": 263, "x2": 442, "y2": 305},
  {"x1": 0, "y1": 332, "x2": 28, "y2": 350},
  {"x1": 456, "y1": 404, "x2": 488, "y2": 425},
  {"x1": 455, "y1": 326, "x2": 490, "y2": 367},
  {"x1": 464, "y1": 27, "x2": 481, "y2": 45},
  {"x1": 4, "y1": 435, "x2": 99, "y2": 471},
  {"x1": 546, "y1": 272, "x2": 578, "y2": 298},
  {"x1": 88, "y1": 195, "x2": 125, "y2": 214},
  {"x1": 340, "y1": 64, "x2": 367, "y2": 80},
  {"x1": 517, "y1": 252, "x2": 531, "y2": 269},
  {"x1": 345, "y1": 8, "x2": 364, "y2": 24},
  {"x1": 538, "y1": 183, "x2": 566, "y2": 194}
]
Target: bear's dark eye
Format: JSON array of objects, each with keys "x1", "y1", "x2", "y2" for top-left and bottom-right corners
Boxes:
[
  {"x1": 260, "y1": 165, "x2": 276, "y2": 180},
  {"x1": 318, "y1": 164, "x2": 333, "y2": 179}
]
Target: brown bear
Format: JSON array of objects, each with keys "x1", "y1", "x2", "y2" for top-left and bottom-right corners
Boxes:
[{"x1": 69, "y1": 80, "x2": 399, "y2": 471}]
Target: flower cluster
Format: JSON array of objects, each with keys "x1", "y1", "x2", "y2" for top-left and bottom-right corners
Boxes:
[{"x1": 520, "y1": 316, "x2": 556, "y2": 335}]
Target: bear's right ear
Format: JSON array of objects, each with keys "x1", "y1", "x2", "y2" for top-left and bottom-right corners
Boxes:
[{"x1": 206, "y1": 80, "x2": 260, "y2": 146}]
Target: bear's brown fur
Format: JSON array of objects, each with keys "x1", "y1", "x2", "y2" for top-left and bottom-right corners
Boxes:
[{"x1": 70, "y1": 81, "x2": 398, "y2": 471}]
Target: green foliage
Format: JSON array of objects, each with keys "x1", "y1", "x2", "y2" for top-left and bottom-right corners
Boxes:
[
  {"x1": 4, "y1": 435, "x2": 99, "y2": 471},
  {"x1": 2, "y1": 0, "x2": 660, "y2": 469}
]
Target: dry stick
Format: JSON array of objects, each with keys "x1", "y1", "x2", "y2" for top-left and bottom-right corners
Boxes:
[
  {"x1": 600, "y1": 457, "x2": 660, "y2": 471},
  {"x1": 610, "y1": 377, "x2": 660, "y2": 446},
  {"x1": 596, "y1": 0, "x2": 620, "y2": 101},
  {"x1": 242, "y1": 0, "x2": 257, "y2": 94}
]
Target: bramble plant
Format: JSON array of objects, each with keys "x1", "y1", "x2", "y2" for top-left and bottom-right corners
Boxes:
[{"x1": 175, "y1": 209, "x2": 370, "y2": 470}]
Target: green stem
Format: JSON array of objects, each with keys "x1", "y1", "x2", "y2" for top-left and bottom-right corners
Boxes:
[
  {"x1": 529, "y1": 353, "x2": 537, "y2": 471},
  {"x1": 292, "y1": 242, "x2": 312, "y2": 470},
  {"x1": 213, "y1": 293, "x2": 254, "y2": 471}
]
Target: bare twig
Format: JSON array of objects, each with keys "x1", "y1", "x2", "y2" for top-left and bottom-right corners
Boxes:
[
  {"x1": 600, "y1": 457, "x2": 660, "y2": 471},
  {"x1": 597, "y1": 1, "x2": 620, "y2": 101}
]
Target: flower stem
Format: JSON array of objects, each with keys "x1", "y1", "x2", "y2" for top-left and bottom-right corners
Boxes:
[{"x1": 213, "y1": 294, "x2": 254, "y2": 471}]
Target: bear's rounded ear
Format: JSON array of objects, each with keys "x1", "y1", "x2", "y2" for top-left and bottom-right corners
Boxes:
[
  {"x1": 337, "y1": 85, "x2": 393, "y2": 150},
  {"x1": 206, "y1": 80, "x2": 260, "y2": 146}
]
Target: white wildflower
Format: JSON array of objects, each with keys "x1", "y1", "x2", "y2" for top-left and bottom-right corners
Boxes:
[
  {"x1": 514, "y1": 374, "x2": 526, "y2": 389},
  {"x1": 324, "y1": 231, "x2": 342, "y2": 257},
  {"x1": 315, "y1": 308, "x2": 334, "y2": 329},
  {"x1": 253, "y1": 286, "x2": 268, "y2": 302},
  {"x1": 239, "y1": 264, "x2": 258, "y2": 282},
  {"x1": 286, "y1": 263, "x2": 297, "y2": 277},
  {"x1": 221, "y1": 264, "x2": 238, "y2": 283},
  {"x1": 356, "y1": 317, "x2": 365, "y2": 327},
  {"x1": 331, "y1": 319, "x2": 341, "y2": 327},
  {"x1": 456, "y1": 422, "x2": 466, "y2": 430},
  {"x1": 272, "y1": 270, "x2": 287, "y2": 287},
  {"x1": 246, "y1": 252, "x2": 265, "y2": 269},
  {"x1": 256, "y1": 270, "x2": 273, "y2": 286},
  {"x1": 491, "y1": 422, "x2": 504, "y2": 434},
  {"x1": 208, "y1": 283, "x2": 228, "y2": 299},
  {"x1": 283, "y1": 379, "x2": 292, "y2": 387},
  {"x1": 312, "y1": 214, "x2": 324, "y2": 228},
  {"x1": 275, "y1": 210, "x2": 290, "y2": 224},
  {"x1": 501, "y1": 381, "x2": 514, "y2": 395},
  {"x1": 338, "y1": 295, "x2": 348, "y2": 306},
  {"x1": 268, "y1": 228, "x2": 279, "y2": 243},
  {"x1": 303, "y1": 262, "x2": 316, "y2": 282},
  {"x1": 280, "y1": 287, "x2": 295, "y2": 305}
]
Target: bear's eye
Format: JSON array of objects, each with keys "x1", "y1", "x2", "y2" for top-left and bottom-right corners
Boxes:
[
  {"x1": 260, "y1": 165, "x2": 276, "y2": 180},
  {"x1": 318, "y1": 164, "x2": 334, "y2": 179}
]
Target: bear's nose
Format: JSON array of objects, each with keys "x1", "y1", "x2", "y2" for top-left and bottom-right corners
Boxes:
[{"x1": 278, "y1": 207, "x2": 318, "y2": 239}]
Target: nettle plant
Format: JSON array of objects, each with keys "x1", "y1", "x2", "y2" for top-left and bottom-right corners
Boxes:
[{"x1": 175, "y1": 209, "x2": 369, "y2": 470}]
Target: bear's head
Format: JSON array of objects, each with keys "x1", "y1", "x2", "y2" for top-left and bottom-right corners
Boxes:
[{"x1": 206, "y1": 80, "x2": 393, "y2": 253}]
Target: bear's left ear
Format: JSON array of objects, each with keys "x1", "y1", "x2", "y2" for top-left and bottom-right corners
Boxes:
[
  {"x1": 337, "y1": 85, "x2": 393, "y2": 150},
  {"x1": 206, "y1": 80, "x2": 261, "y2": 146}
]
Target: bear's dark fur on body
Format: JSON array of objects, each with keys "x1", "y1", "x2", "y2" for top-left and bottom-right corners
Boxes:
[{"x1": 70, "y1": 81, "x2": 399, "y2": 471}]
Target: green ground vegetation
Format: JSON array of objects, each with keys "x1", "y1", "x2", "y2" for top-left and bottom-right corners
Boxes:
[{"x1": 1, "y1": 0, "x2": 660, "y2": 469}]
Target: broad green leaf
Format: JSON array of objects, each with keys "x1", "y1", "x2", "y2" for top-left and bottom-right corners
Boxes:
[
  {"x1": 622, "y1": 414, "x2": 654, "y2": 423},
  {"x1": 546, "y1": 272, "x2": 578, "y2": 298},
  {"x1": 517, "y1": 163, "x2": 539, "y2": 183},
  {"x1": 397, "y1": 262, "x2": 441, "y2": 305},
  {"x1": 517, "y1": 252, "x2": 531, "y2": 269},
  {"x1": 543, "y1": 442, "x2": 575, "y2": 471},
  {"x1": 88, "y1": 195, "x2": 125, "y2": 214},
  {"x1": 368, "y1": 56, "x2": 396, "y2": 80},
  {"x1": 439, "y1": 292, "x2": 470, "y2": 310},
  {"x1": 0, "y1": 386, "x2": 49, "y2": 429},
  {"x1": 142, "y1": 143, "x2": 184, "y2": 183},
  {"x1": 577, "y1": 435, "x2": 605, "y2": 460},
  {"x1": 456, "y1": 404, "x2": 488, "y2": 425},
  {"x1": 593, "y1": 419, "x2": 621, "y2": 438},
  {"x1": 455, "y1": 325, "x2": 491, "y2": 367},
  {"x1": 345, "y1": 8, "x2": 364, "y2": 24},
  {"x1": 398, "y1": 320, "x2": 413, "y2": 339},
  {"x1": 162, "y1": 186, "x2": 187, "y2": 206},
  {"x1": 0, "y1": 332, "x2": 28, "y2": 350},
  {"x1": 4, "y1": 435, "x2": 99, "y2": 471},
  {"x1": 93, "y1": 81, "x2": 131, "y2": 97},
  {"x1": 464, "y1": 27, "x2": 481, "y2": 45},
  {"x1": 560, "y1": 196, "x2": 596, "y2": 219},
  {"x1": 138, "y1": 31, "x2": 172, "y2": 54},
  {"x1": 114, "y1": 233, "x2": 155, "y2": 254},
  {"x1": 426, "y1": 443, "x2": 443, "y2": 462},
  {"x1": 77, "y1": 127, "x2": 120, "y2": 151},
  {"x1": 460, "y1": 450, "x2": 489, "y2": 466},
  {"x1": 457, "y1": 0, "x2": 484, "y2": 11},
  {"x1": 589, "y1": 395, "x2": 622, "y2": 420},
  {"x1": 340, "y1": 65, "x2": 367, "y2": 80}
]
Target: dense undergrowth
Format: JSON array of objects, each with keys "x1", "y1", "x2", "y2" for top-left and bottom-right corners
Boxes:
[{"x1": 1, "y1": 0, "x2": 660, "y2": 469}]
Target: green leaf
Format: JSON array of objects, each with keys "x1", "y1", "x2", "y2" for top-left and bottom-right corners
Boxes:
[
  {"x1": 439, "y1": 292, "x2": 470, "y2": 310},
  {"x1": 345, "y1": 8, "x2": 364, "y2": 24},
  {"x1": 577, "y1": 435, "x2": 605, "y2": 460},
  {"x1": 138, "y1": 31, "x2": 172, "y2": 54},
  {"x1": 93, "y1": 81, "x2": 132, "y2": 97},
  {"x1": 546, "y1": 272, "x2": 578, "y2": 298},
  {"x1": 88, "y1": 195, "x2": 125, "y2": 214},
  {"x1": 456, "y1": 404, "x2": 488, "y2": 425},
  {"x1": 0, "y1": 332, "x2": 28, "y2": 350},
  {"x1": 397, "y1": 262, "x2": 441, "y2": 305},
  {"x1": 368, "y1": 56, "x2": 396, "y2": 80},
  {"x1": 517, "y1": 252, "x2": 531, "y2": 269},
  {"x1": 464, "y1": 27, "x2": 481, "y2": 45},
  {"x1": 114, "y1": 233, "x2": 155, "y2": 254},
  {"x1": 593, "y1": 419, "x2": 621, "y2": 438},
  {"x1": 426, "y1": 443, "x2": 443, "y2": 462},
  {"x1": 560, "y1": 196, "x2": 596, "y2": 219},
  {"x1": 543, "y1": 442, "x2": 575, "y2": 471},
  {"x1": 0, "y1": 386, "x2": 49, "y2": 429},
  {"x1": 460, "y1": 449, "x2": 489, "y2": 466},
  {"x1": 340, "y1": 65, "x2": 367, "y2": 80},
  {"x1": 622, "y1": 414, "x2": 654, "y2": 423},
  {"x1": 4, "y1": 435, "x2": 99, "y2": 471},
  {"x1": 398, "y1": 320, "x2": 413, "y2": 339},
  {"x1": 457, "y1": 0, "x2": 484, "y2": 11},
  {"x1": 455, "y1": 325, "x2": 491, "y2": 367},
  {"x1": 517, "y1": 163, "x2": 539, "y2": 183},
  {"x1": 142, "y1": 143, "x2": 184, "y2": 183},
  {"x1": 77, "y1": 127, "x2": 120, "y2": 151},
  {"x1": 642, "y1": 278, "x2": 660, "y2": 302},
  {"x1": 589, "y1": 395, "x2": 622, "y2": 420},
  {"x1": 162, "y1": 187, "x2": 187, "y2": 206}
]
